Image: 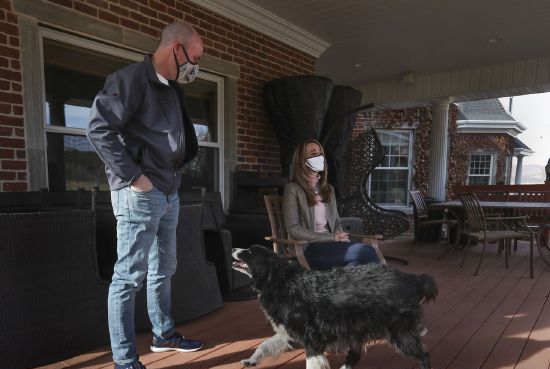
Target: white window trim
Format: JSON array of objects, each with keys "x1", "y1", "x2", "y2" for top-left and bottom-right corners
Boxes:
[
  {"x1": 38, "y1": 28, "x2": 225, "y2": 198},
  {"x1": 368, "y1": 129, "x2": 414, "y2": 208},
  {"x1": 467, "y1": 152, "x2": 496, "y2": 185}
]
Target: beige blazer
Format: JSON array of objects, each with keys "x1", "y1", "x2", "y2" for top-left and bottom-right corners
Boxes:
[{"x1": 282, "y1": 182, "x2": 344, "y2": 243}]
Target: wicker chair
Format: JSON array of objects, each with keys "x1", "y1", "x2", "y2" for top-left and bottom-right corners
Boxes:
[
  {"x1": 337, "y1": 127, "x2": 409, "y2": 239},
  {"x1": 459, "y1": 192, "x2": 535, "y2": 278}
]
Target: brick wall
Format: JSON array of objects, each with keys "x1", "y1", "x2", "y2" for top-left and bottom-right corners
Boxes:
[
  {"x1": 0, "y1": 0, "x2": 26, "y2": 191},
  {"x1": 0, "y1": 0, "x2": 316, "y2": 191},
  {"x1": 353, "y1": 105, "x2": 434, "y2": 194}
]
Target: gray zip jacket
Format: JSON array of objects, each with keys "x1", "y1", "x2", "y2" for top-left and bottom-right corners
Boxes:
[
  {"x1": 87, "y1": 54, "x2": 198, "y2": 194},
  {"x1": 282, "y1": 182, "x2": 344, "y2": 242}
]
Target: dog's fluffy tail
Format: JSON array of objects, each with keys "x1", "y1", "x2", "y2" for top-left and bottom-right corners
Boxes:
[{"x1": 417, "y1": 274, "x2": 438, "y2": 303}]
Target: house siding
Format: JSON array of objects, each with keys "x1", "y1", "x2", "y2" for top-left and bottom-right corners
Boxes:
[{"x1": 0, "y1": 0, "x2": 316, "y2": 191}]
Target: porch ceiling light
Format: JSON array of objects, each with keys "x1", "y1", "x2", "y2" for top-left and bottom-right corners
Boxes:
[{"x1": 488, "y1": 37, "x2": 502, "y2": 44}]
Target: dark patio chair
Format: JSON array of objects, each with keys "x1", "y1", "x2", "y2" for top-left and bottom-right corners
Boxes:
[
  {"x1": 459, "y1": 192, "x2": 535, "y2": 278},
  {"x1": 409, "y1": 191, "x2": 460, "y2": 257}
]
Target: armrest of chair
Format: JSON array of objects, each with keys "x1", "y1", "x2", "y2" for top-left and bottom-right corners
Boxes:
[
  {"x1": 264, "y1": 236, "x2": 309, "y2": 245},
  {"x1": 264, "y1": 236, "x2": 310, "y2": 269},
  {"x1": 346, "y1": 233, "x2": 386, "y2": 265}
]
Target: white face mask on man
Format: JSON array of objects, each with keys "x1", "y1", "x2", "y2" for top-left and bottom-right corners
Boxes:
[{"x1": 306, "y1": 155, "x2": 325, "y2": 172}]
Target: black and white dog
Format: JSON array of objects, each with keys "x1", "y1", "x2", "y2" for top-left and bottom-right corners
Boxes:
[{"x1": 232, "y1": 245, "x2": 437, "y2": 369}]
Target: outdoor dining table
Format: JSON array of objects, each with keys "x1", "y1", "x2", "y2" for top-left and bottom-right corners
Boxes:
[{"x1": 430, "y1": 200, "x2": 550, "y2": 268}]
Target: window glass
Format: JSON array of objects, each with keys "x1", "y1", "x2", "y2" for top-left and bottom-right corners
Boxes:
[
  {"x1": 42, "y1": 36, "x2": 222, "y2": 193},
  {"x1": 46, "y1": 133, "x2": 108, "y2": 191},
  {"x1": 184, "y1": 78, "x2": 218, "y2": 143},
  {"x1": 369, "y1": 131, "x2": 411, "y2": 205},
  {"x1": 468, "y1": 154, "x2": 492, "y2": 184},
  {"x1": 179, "y1": 147, "x2": 219, "y2": 192}
]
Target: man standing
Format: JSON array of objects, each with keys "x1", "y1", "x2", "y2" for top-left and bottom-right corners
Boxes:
[{"x1": 87, "y1": 21, "x2": 204, "y2": 369}]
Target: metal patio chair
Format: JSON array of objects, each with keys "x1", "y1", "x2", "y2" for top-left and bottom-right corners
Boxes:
[{"x1": 459, "y1": 192, "x2": 535, "y2": 278}]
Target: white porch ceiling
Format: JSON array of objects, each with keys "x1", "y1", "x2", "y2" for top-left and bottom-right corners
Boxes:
[{"x1": 210, "y1": 0, "x2": 550, "y2": 88}]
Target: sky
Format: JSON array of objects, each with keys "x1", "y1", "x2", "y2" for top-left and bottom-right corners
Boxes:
[{"x1": 499, "y1": 92, "x2": 550, "y2": 183}]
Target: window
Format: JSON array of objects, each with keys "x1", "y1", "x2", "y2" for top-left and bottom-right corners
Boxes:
[
  {"x1": 40, "y1": 29, "x2": 223, "y2": 193},
  {"x1": 468, "y1": 153, "x2": 493, "y2": 185},
  {"x1": 369, "y1": 130, "x2": 412, "y2": 206},
  {"x1": 178, "y1": 74, "x2": 224, "y2": 193}
]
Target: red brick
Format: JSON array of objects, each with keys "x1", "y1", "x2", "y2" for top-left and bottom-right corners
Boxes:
[
  {"x1": 120, "y1": 18, "x2": 140, "y2": 31},
  {"x1": 0, "y1": 137, "x2": 24, "y2": 148},
  {"x1": 0, "y1": 170, "x2": 15, "y2": 180},
  {"x1": 3, "y1": 181, "x2": 28, "y2": 191},
  {"x1": 74, "y1": 2, "x2": 98, "y2": 17},
  {"x1": 0, "y1": 102, "x2": 9, "y2": 114},
  {"x1": 0, "y1": 21, "x2": 17, "y2": 36},
  {"x1": 160, "y1": 0, "x2": 175, "y2": 8},
  {"x1": 149, "y1": 0, "x2": 166, "y2": 12},
  {"x1": 1, "y1": 159, "x2": 26, "y2": 170},
  {"x1": 140, "y1": 5, "x2": 156, "y2": 18},
  {"x1": 0, "y1": 45, "x2": 18, "y2": 59},
  {"x1": 15, "y1": 149, "x2": 25, "y2": 159},
  {"x1": 0, "y1": 126, "x2": 11, "y2": 136},
  {"x1": 17, "y1": 171, "x2": 26, "y2": 180},
  {"x1": 14, "y1": 128, "x2": 23, "y2": 137},
  {"x1": 140, "y1": 24, "x2": 158, "y2": 37},
  {"x1": 0, "y1": 148, "x2": 13, "y2": 158},
  {"x1": 5, "y1": 12, "x2": 16, "y2": 24},
  {"x1": 98, "y1": 9, "x2": 119, "y2": 24},
  {"x1": 0, "y1": 91, "x2": 22, "y2": 105},
  {"x1": 0, "y1": 68, "x2": 20, "y2": 81},
  {"x1": 109, "y1": 4, "x2": 129, "y2": 17},
  {"x1": 129, "y1": 10, "x2": 148, "y2": 24},
  {"x1": 85, "y1": 0, "x2": 108, "y2": 8},
  {"x1": 11, "y1": 82, "x2": 21, "y2": 92},
  {"x1": 0, "y1": 115, "x2": 23, "y2": 127},
  {"x1": 49, "y1": 0, "x2": 73, "y2": 8},
  {"x1": 8, "y1": 36, "x2": 18, "y2": 48},
  {"x1": 12, "y1": 105, "x2": 23, "y2": 115}
]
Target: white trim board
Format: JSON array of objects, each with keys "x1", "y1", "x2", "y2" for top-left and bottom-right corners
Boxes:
[{"x1": 188, "y1": 0, "x2": 329, "y2": 58}]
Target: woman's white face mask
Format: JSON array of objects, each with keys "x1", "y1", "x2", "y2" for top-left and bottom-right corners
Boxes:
[{"x1": 306, "y1": 155, "x2": 325, "y2": 172}]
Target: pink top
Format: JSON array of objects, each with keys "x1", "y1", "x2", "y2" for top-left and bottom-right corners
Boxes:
[{"x1": 313, "y1": 198, "x2": 330, "y2": 233}]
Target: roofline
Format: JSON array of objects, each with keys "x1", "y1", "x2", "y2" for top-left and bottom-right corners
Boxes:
[
  {"x1": 456, "y1": 119, "x2": 526, "y2": 136},
  {"x1": 188, "y1": 0, "x2": 330, "y2": 57}
]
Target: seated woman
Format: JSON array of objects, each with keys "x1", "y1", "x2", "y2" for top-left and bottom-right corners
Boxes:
[{"x1": 282, "y1": 139, "x2": 384, "y2": 270}]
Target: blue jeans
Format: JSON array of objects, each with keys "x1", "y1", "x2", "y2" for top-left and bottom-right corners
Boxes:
[
  {"x1": 304, "y1": 241, "x2": 380, "y2": 270},
  {"x1": 108, "y1": 187, "x2": 179, "y2": 364}
]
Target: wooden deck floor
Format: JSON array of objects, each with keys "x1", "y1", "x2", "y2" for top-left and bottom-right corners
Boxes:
[{"x1": 36, "y1": 237, "x2": 550, "y2": 369}]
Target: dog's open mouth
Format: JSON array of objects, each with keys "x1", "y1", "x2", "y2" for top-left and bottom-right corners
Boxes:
[{"x1": 232, "y1": 260, "x2": 249, "y2": 274}]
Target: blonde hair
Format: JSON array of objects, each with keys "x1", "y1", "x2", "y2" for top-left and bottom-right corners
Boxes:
[{"x1": 290, "y1": 139, "x2": 332, "y2": 206}]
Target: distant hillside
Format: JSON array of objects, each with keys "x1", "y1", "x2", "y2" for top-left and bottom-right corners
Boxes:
[{"x1": 515, "y1": 164, "x2": 546, "y2": 184}]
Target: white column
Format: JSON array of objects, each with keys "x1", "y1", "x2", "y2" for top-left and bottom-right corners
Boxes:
[
  {"x1": 428, "y1": 100, "x2": 450, "y2": 201},
  {"x1": 515, "y1": 155, "x2": 524, "y2": 184}
]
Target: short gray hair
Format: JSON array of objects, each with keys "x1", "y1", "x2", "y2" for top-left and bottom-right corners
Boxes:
[{"x1": 160, "y1": 21, "x2": 195, "y2": 46}]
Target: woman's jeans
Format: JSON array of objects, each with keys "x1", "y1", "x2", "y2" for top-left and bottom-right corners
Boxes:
[
  {"x1": 108, "y1": 187, "x2": 179, "y2": 364},
  {"x1": 304, "y1": 241, "x2": 380, "y2": 270}
]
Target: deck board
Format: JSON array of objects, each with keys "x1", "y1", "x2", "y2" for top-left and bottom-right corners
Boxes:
[{"x1": 34, "y1": 237, "x2": 550, "y2": 369}]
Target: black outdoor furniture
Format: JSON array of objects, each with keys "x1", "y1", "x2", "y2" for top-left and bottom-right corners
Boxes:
[
  {"x1": 0, "y1": 190, "x2": 223, "y2": 369},
  {"x1": 338, "y1": 127, "x2": 410, "y2": 239},
  {"x1": 180, "y1": 190, "x2": 259, "y2": 301}
]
